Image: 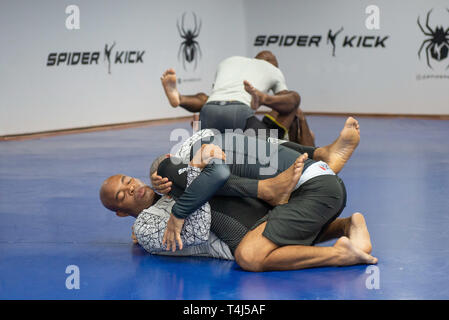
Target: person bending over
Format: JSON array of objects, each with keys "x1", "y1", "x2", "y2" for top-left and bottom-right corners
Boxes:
[{"x1": 161, "y1": 51, "x2": 315, "y2": 146}]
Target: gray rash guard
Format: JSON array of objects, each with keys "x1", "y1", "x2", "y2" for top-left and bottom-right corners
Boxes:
[{"x1": 133, "y1": 165, "x2": 234, "y2": 260}]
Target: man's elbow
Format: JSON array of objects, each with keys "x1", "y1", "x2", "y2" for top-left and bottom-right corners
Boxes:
[{"x1": 291, "y1": 91, "x2": 301, "y2": 107}]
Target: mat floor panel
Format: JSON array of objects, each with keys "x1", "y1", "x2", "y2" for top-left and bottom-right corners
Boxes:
[{"x1": 1, "y1": 116, "x2": 448, "y2": 299}]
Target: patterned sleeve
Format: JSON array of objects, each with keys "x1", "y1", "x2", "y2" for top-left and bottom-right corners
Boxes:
[{"x1": 134, "y1": 165, "x2": 211, "y2": 253}]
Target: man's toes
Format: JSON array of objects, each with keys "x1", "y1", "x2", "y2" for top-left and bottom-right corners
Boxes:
[
  {"x1": 346, "y1": 117, "x2": 359, "y2": 128},
  {"x1": 367, "y1": 255, "x2": 378, "y2": 264}
]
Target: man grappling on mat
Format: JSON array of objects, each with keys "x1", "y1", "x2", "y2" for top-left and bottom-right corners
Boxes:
[
  {"x1": 99, "y1": 118, "x2": 377, "y2": 272},
  {"x1": 160, "y1": 51, "x2": 315, "y2": 146}
]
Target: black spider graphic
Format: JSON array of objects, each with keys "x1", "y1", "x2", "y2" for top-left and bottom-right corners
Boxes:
[
  {"x1": 417, "y1": 9, "x2": 449, "y2": 69},
  {"x1": 177, "y1": 12, "x2": 202, "y2": 70}
]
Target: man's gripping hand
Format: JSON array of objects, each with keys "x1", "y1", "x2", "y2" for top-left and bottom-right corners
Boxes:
[
  {"x1": 150, "y1": 154, "x2": 173, "y2": 195},
  {"x1": 151, "y1": 172, "x2": 173, "y2": 195},
  {"x1": 162, "y1": 213, "x2": 185, "y2": 252},
  {"x1": 131, "y1": 226, "x2": 138, "y2": 244},
  {"x1": 190, "y1": 144, "x2": 226, "y2": 170}
]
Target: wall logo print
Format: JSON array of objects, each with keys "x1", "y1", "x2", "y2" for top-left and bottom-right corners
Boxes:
[
  {"x1": 46, "y1": 42, "x2": 145, "y2": 74},
  {"x1": 104, "y1": 41, "x2": 116, "y2": 74},
  {"x1": 254, "y1": 31, "x2": 389, "y2": 57},
  {"x1": 417, "y1": 9, "x2": 449, "y2": 69},
  {"x1": 177, "y1": 12, "x2": 202, "y2": 71},
  {"x1": 327, "y1": 27, "x2": 344, "y2": 57}
]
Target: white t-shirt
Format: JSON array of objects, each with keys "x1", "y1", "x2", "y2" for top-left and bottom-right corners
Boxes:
[{"x1": 207, "y1": 56, "x2": 288, "y2": 106}]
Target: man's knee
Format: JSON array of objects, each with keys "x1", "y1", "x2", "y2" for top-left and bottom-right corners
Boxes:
[
  {"x1": 288, "y1": 91, "x2": 301, "y2": 110},
  {"x1": 287, "y1": 92, "x2": 300, "y2": 116},
  {"x1": 294, "y1": 92, "x2": 301, "y2": 107},
  {"x1": 234, "y1": 243, "x2": 265, "y2": 272},
  {"x1": 234, "y1": 223, "x2": 277, "y2": 272}
]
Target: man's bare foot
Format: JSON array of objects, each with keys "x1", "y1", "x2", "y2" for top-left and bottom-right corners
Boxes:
[
  {"x1": 344, "y1": 213, "x2": 372, "y2": 254},
  {"x1": 161, "y1": 68, "x2": 180, "y2": 107},
  {"x1": 334, "y1": 236, "x2": 378, "y2": 266},
  {"x1": 259, "y1": 153, "x2": 308, "y2": 206},
  {"x1": 243, "y1": 80, "x2": 265, "y2": 111},
  {"x1": 314, "y1": 117, "x2": 360, "y2": 173}
]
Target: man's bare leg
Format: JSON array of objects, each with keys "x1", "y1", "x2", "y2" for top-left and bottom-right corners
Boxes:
[
  {"x1": 315, "y1": 213, "x2": 373, "y2": 254},
  {"x1": 313, "y1": 117, "x2": 360, "y2": 174},
  {"x1": 235, "y1": 222, "x2": 378, "y2": 272},
  {"x1": 296, "y1": 108, "x2": 315, "y2": 147},
  {"x1": 191, "y1": 113, "x2": 200, "y2": 131},
  {"x1": 257, "y1": 153, "x2": 308, "y2": 206},
  {"x1": 287, "y1": 115, "x2": 300, "y2": 143},
  {"x1": 161, "y1": 69, "x2": 208, "y2": 112}
]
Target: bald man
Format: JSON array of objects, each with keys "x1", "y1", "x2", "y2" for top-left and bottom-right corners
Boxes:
[
  {"x1": 99, "y1": 121, "x2": 377, "y2": 271},
  {"x1": 161, "y1": 51, "x2": 315, "y2": 146}
]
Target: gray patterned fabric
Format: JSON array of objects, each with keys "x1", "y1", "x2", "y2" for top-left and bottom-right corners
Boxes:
[
  {"x1": 133, "y1": 164, "x2": 234, "y2": 260},
  {"x1": 174, "y1": 129, "x2": 215, "y2": 162}
]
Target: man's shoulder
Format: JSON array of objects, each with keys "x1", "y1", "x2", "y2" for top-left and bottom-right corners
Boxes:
[
  {"x1": 256, "y1": 59, "x2": 284, "y2": 75},
  {"x1": 222, "y1": 55, "x2": 248, "y2": 61},
  {"x1": 220, "y1": 56, "x2": 251, "y2": 66},
  {"x1": 135, "y1": 197, "x2": 174, "y2": 223}
]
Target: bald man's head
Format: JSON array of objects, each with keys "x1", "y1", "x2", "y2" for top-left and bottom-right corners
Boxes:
[
  {"x1": 99, "y1": 174, "x2": 155, "y2": 218},
  {"x1": 255, "y1": 50, "x2": 279, "y2": 68}
]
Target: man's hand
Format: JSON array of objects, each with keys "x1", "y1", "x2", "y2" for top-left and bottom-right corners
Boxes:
[
  {"x1": 190, "y1": 144, "x2": 226, "y2": 170},
  {"x1": 150, "y1": 154, "x2": 173, "y2": 195},
  {"x1": 243, "y1": 80, "x2": 267, "y2": 111},
  {"x1": 151, "y1": 172, "x2": 173, "y2": 195},
  {"x1": 162, "y1": 213, "x2": 185, "y2": 252},
  {"x1": 131, "y1": 226, "x2": 138, "y2": 244}
]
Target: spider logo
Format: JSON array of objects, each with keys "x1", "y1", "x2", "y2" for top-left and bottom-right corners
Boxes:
[
  {"x1": 417, "y1": 9, "x2": 449, "y2": 69},
  {"x1": 177, "y1": 12, "x2": 202, "y2": 70}
]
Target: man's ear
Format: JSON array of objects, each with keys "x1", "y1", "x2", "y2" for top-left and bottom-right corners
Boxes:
[{"x1": 116, "y1": 211, "x2": 128, "y2": 217}]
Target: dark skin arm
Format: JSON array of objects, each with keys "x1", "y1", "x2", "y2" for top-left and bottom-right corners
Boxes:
[
  {"x1": 243, "y1": 80, "x2": 300, "y2": 115},
  {"x1": 179, "y1": 93, "x2": 209, "y2": 113},
  {"x1": 261, "y1": 90, "x2": 301, "y2": 115}
]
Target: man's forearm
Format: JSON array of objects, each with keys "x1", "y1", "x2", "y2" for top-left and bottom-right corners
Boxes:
[
  {"x1": 179, "y1": 93, "x2": 209, "y2": 113},
  {"x1": 171, "y1": 163, "x2": 230, "y2": 219},
  {"x1": 262, "y1": 91, "x2": 300, "y2": 115}
]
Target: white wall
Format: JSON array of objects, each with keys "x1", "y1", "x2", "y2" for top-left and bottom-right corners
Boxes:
[
  {"x1": 0, "y1": 0, "x2": 247, "y2": 135},
  {"x1": 1, "y1": 0, "x2": 448, "y2": 136},
  {"x1": 245, "y1": 0, "x2": 449, "y2": 115}
]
